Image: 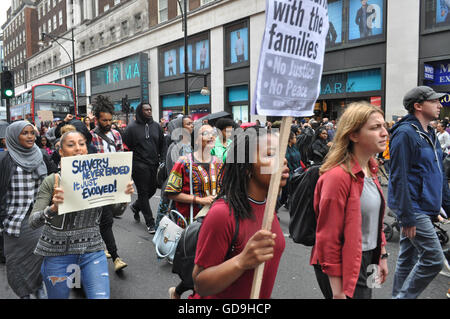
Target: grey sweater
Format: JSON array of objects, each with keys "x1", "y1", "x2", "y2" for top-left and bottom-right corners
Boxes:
[{"x1": 29, "y1": 173, "x2": 104, "y2": 257}]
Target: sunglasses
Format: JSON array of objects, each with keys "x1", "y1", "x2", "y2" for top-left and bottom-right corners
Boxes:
[{"x1": 201, "y1": 130, "x2": 216, "y2": 137}]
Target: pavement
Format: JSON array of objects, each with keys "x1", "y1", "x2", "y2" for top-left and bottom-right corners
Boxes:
[{"x1": 0, "y1": 186, "x2": 449, "y2": 300}]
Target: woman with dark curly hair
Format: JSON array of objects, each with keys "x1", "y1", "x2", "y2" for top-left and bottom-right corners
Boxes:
[{"x1": 190, "y1": 126, "x2": 288, "y2": 299}]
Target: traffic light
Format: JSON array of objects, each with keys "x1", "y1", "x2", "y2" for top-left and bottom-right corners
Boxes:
[
  {"x1": 1, "y1": 71, "x2": 15, "y2": 99},
  {"x1": 121, "y1": 95, "x2": 130, "y2": 113}
]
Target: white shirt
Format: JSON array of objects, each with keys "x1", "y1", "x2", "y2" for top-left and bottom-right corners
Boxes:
[
  {"x1": 437, "y1": 130, "x2": 450, "y2": 153},
  {"x1": 102, "y1": 131, "x2": 117, "y2": 153}
]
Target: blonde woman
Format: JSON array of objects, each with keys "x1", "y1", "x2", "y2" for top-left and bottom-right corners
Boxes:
[{"x1": 310, "y1": 102, "x2": 389, "y2": 299}]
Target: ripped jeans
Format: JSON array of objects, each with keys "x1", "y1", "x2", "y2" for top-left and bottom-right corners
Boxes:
[{"x1": 41, "y1": 250, "x2": 110, "y2": 299}]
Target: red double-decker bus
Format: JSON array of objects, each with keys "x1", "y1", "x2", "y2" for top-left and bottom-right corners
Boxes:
[{"x1": 10, "y1": 83, "x2": 76, "y2": 124}]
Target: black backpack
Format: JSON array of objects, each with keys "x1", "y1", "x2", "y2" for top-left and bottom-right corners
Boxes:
[
  {"x1": 172, "y1": 212, "x2": 240, "y2": 290},
  {"x1": 287, "y1": 165, "x2": 321, "y2": 246}
]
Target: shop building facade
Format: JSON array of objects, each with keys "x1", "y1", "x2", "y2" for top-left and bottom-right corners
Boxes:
[{"x1": 4, "y1": 0, "x2": 449, "y2": 123}]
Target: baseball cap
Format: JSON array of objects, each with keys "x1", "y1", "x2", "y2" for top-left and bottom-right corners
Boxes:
[{"x1": 403, "y1": 86, "x2": 447, "y2": 110}]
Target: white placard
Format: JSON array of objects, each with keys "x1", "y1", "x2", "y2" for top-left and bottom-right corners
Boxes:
[
  {"x1": 253, "y1": 0, "x2": 329, "y2": 117},
  {"x1": 59, "y1": 152, "x2": 133, "y2": 214}
]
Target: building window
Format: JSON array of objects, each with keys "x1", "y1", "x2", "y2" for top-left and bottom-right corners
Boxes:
[
  {"x1": 325, "y1": 0, "x2": 385, "y2": 51},
  {"x1": 158, "y1": 0, "x2": 168, "y2": 23},
  {"x1": 134, "y1": 13, "x2": 142, "y2": 29},
  {"x1": 121, "y1": 20, "x2": 129, "y2": 36},
  {"x1": 201, "y1": 0, "x2": 215, "y2": 5},
  {"x1": 110, "y1": 26, "x2": 116, "y2": 41},
  {"x1": 104, "y1": 4, "x2": 110, "y2": 12},
  {"x1": 228, "y1": 85, "x2": 249, "y2": 122},
  {"x1": 53, "y1": 16, "x2": 57, "y2": 29},
  {"x1": 114, "y1": 0, "x2": 121, "y2": 5},
  {"x1": 424, "y1": 0, "x2": 450, "y2": 31},
  {"x1": 225, "y1": 20, "x2": 250, "y2": 67},
  {"x1": 59, "y1": 10, "x2": 63, "y2": 26}
]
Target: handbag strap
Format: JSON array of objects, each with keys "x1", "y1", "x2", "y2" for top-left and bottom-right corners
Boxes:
[
  {"x1": 188, "y1": 153, "x2": 193, "y2": 225},
  {"x1": 225, "y1": 212, "x2": 240, "y2": 260},
  {"x1": 94, "y1": 127, "x2": 116, "y2": 147}
]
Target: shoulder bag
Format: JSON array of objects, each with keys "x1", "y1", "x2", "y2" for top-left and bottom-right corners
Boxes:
[{"x1": 153, "y1": 153, "x2": 195, "y2": 263}]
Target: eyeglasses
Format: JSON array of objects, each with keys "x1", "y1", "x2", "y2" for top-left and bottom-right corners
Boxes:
[{"x1": 201, "y1": 131, "x2": 216, "y2": 137}]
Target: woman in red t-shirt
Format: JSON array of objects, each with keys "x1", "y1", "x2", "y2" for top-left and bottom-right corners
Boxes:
[{"x1": 190, "y1": 126, "x2": 288, "y2": 299}]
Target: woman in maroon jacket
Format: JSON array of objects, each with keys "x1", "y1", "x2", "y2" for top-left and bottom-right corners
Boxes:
[{"x1": 310, "y1": 102, "x2": 389, "y2": 299}]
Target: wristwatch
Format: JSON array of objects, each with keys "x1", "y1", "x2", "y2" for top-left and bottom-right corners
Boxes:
[{"x1": 381, "y1": 252, "x2": 389, "y2": 259}]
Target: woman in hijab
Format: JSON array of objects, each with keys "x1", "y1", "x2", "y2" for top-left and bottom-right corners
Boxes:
[{"x1": 0, "y1": 121, "x2": 51, "y2": 299}]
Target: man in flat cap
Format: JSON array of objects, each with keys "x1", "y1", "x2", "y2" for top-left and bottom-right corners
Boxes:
[{"x1": 388, "y1": 86, "x2": 450, "y2": 298}]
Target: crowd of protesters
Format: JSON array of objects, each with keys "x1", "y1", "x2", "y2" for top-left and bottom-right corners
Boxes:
[{"x1": 0, "y1": 85, "x2": 449, "y2": 300}]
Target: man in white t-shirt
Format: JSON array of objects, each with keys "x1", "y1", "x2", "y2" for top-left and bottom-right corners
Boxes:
[{"x1": 235, "y1": 31, "x2": 245, "y2": 63}]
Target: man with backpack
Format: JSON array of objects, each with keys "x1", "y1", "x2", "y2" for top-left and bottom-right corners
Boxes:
[
  {"x1": 388, "y1": 86, "x2": 450, "y2": 299},
  {"x1": 90, "y1": 95, "x2": 128, "y2": 272}
]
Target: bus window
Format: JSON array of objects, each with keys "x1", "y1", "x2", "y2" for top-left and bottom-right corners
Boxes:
[{"x1": 34, "y1": 85, "x2": 74, "y2": 103}]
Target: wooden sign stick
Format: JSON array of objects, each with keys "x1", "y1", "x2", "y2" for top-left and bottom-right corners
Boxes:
[{"x1": 250, "y1": 116, "x2": 293, "y2": 299}]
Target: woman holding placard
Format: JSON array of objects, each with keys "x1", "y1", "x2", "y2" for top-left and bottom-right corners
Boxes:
[
  {"x1": 0, "y1": 121, "x2": 51, "y2": 299},
  {"x1": 311, "y1": 102, "x2": 389, "y2": 299},
  {"x1": 190, "y1": 126, "x2": 288, "y2": 299},
  {"x1": 29, "y1": 131, "x2": 134, "y2": 299}
]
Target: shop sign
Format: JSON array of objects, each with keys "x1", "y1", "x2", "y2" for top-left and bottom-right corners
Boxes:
[
  {"x1": 424, "y1": 64, "x2": 434, "y2": 81},
  {"x1": 435, "y1": 62, "x2": 450, "y2": 85},
  {"x1": 59, "y1": 66, "x2": 73, "y2": 77},
  {"x1": 440, "y1": 93, "x2": 450, "y2": 107},
  {"x1": 91, "y1": 54, "x2": 144, "y2": 94},
  {"x1": 370, "y1": 96, "x2": 381, "y2": 107},
  {"x1": 320, "y1": 69, "x2": 381, "y2": 95}
]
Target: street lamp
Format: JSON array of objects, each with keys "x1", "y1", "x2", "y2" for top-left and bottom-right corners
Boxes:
[
  {"x1": 176, "y1": 0, "x2": 189, "y2": 115},
  {"x1": 38, "y1": 28, "x2": 77, "y2": 108},
  {"x1": 186, "y1": 72, "x2": 210, "y2": 97}
]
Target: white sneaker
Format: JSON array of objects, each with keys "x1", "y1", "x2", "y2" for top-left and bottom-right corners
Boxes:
[{"x1": 439, "y1": 259, "x2": 450, "y2": 277}]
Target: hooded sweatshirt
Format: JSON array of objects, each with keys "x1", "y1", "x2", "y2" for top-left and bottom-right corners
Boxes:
[
  {"x1": 165, "y1": 116, "x2": 192, "y2": 174},
  {"x1": 122, "y1": 104, "x2": 164, "y2": 166},
  {"x1": 387, "y1": 114, "x2": 450, "y2": 227}
]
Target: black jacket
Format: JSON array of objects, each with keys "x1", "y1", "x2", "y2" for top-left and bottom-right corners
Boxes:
[
  {"x1": 310, "y1": 138, "x2": 329, "y2": 164},
  {"x1": 122, "y1": 104, "x2": 164, "y2": 166}
]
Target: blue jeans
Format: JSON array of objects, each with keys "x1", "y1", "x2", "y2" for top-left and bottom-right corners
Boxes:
[
  {"x1": 41, "y1": 251, "x2": 110, "y2": 299},
  {"x1": 392, "y1": 214, "x2": 444, "y2": 299}
]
